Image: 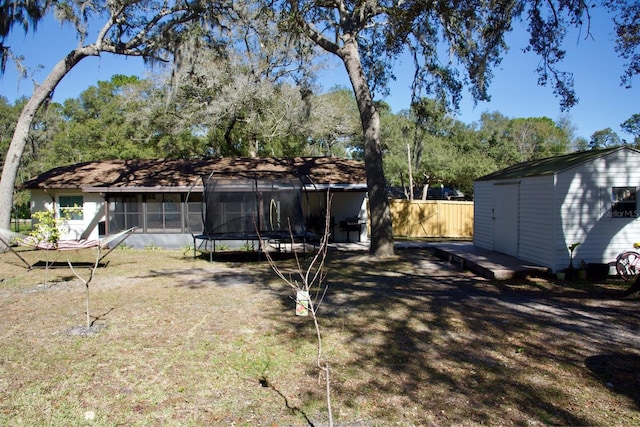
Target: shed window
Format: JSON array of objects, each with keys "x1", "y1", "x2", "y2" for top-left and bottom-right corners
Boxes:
[
  {"x1": 611, "y1": 187, "x2": 638, "y2": 218},
  {"x1": 59, "y1": 195, "x2": 83, "y2": 220}
]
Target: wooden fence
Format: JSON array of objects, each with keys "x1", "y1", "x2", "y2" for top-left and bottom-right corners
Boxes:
[{"x1": 389, "y1": 199, "x2": 474, "y2": 239}]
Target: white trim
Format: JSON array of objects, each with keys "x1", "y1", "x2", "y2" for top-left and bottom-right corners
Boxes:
[
  {"x1": 82, "y1": 186, "x2": 198, "y2": 193},
  {"x1": 303, "y1": 183, "x2": 367, "y2": 191}
]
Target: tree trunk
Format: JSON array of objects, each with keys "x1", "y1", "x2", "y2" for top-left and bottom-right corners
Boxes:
[
  {"x1": 339, "y1": 40, "x2": 394, "y2": 257},
  {"x1": 0, "y1": 47, "x2": 96, "y2": 241}
]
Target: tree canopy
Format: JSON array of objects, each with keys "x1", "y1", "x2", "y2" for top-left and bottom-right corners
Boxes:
[
  {"x1": 2, "y1": 78, "x2": 589, "y2": 205},
  {"x1": 621, "y1": 114, "x2": 640, "y2": 145},
  {"x1": 261, "y1": 0, "x2": 640, "y2": 256}
]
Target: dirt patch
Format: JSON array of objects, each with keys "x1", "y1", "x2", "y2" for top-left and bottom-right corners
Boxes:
[{"x1": 66, "y1": 324, "x2": 108, "y2": 336}]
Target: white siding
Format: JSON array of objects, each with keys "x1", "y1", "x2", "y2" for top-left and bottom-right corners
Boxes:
[
  {"x1": 554, "y1": 149, "x2": 640, "y2": 271},
  {"x1": 30, "y1": 190, "x2": 53, "y2": 218},
  {"x1": 473, "y1": 181, "x2": 494, "y2": 250},
  {"x1": 517, "y1": 175, "x2": 555, "y2": 268},
  {"x1": 474, "y1": 148, "x2": 640, "y2": 273}
]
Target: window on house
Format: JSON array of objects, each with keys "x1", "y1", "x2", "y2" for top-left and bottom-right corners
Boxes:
[
  {"x1": 109, "y1": 193, "x2": 190, "y2": 233},
  {"x1": 186, "y1": 192, "x2": 203, "y2": 234},
  {"x1": 145, "y1": 193, "x2": 183, "y2": 233},
  {"x1": 59, "y1": 195, "x2": 84, "y2": 220},
  {"x1": 611, "y1": 187, "x2": 638, "y2": 218},
  {"x1": 108, "y1": 195, "x2": 141, "y2": 232}
]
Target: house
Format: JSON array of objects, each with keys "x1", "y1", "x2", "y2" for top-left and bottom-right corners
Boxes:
[
  {"x1": 474, "y1": 147, "x2": 640, "y2": 273},
  {"x1": 21, "y1": 157, "x2": 369, "y2": 248}
]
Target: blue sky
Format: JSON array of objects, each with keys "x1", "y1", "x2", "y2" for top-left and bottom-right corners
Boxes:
[{"x1": 1, "y1": 11, "x2": 638, "y2": 142}]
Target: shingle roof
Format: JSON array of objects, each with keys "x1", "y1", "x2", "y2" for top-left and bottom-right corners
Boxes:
[
  {"x1": 475, "y1": 147, "x2": 638, "y2": 182},
  {"x1": 21, "y1": 157, "x2": 367, "y2": 190}
]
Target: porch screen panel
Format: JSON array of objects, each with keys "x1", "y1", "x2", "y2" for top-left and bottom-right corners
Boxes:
[
  {"x1": 146, "y1": 194, "x2": 182, "y2": 233},
  {"x1": 202, "y1": 177, "x2": 257, "y2": 237},
  {"x1": 164, "y1": 194, "x2": 182, "y2": 231},
  {"x1": 256, "y1": 179, "x2": 305, "y2": 236},
  {"x1": 186, "y1": 192, "x2": 204, "y2": 234},
  {"x1": 108, "y1": 196, "x2": 140, "y2": 232}
]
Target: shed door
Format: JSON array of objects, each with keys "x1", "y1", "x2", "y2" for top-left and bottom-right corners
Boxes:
[{"x1": 493, "y1": 183, "x2": 519, "y2": 256}]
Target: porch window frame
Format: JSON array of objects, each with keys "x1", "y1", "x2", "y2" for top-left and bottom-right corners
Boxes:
[{"x1": 107, "y1": 192, "x2": 202, "y2": 234}]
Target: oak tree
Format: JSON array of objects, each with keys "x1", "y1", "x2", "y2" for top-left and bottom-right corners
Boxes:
[
  {"x1": 621, "y1": 113, "x2": 640, "y2": 145},
  {"x1": 272, "y1": 0, "x2": 640, "y2": 257},
  {"x1": 589, "y1": 127, "x2": 623, "y2": 149}
]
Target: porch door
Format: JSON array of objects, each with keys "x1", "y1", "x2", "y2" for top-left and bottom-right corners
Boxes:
[{"x1": 493, "y1": 183, "x2": 519, "y2": 256}]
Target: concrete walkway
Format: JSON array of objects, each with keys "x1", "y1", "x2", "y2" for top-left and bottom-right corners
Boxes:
[{"x1": 330, "y1": 240, "x2": 549, "y2": 280}]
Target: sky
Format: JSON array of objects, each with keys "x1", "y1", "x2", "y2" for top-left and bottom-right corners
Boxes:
[{"x1": 1, "y1": 11, "x2": 638, "y2": 142}]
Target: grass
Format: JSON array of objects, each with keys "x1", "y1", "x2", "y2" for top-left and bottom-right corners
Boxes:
[
  {"x1": 1, "y1": 245, "x2": 639, "y2": 426},
  {"x1": 7, "y1": 219, "x2": 31, "y2": 234}
]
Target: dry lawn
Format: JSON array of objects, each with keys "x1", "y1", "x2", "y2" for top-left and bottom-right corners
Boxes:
[{"x1": 0, "y1": 245, "x2": 639, "y2": 426}]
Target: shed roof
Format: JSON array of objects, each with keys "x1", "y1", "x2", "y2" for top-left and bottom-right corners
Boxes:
[
  {"x1": 21, "y1": 157, "x2": 367, "y2": 191},
  {"x1": 475, "y1": 147, "x2": 639, "y2": 182}
]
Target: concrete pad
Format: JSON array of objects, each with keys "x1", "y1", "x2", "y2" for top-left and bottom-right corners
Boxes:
[
  {"x1": 425, "y1": 242, "x2": 549, "y2": 280},
  {"x1": 329, "y1": 240, "x2": 549, "y2": 280}
]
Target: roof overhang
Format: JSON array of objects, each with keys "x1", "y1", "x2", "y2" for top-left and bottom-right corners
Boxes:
[
  {"x1": 81, "y1": 186, "x2": 197, "y2": 193},
  {"x1": 78, "y1": 184, "x2": 368, "y2": 193}
]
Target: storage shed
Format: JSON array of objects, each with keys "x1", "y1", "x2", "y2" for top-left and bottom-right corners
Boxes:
[{"x1": 474, "y1": 147, "x2": 640, "y2": 273}]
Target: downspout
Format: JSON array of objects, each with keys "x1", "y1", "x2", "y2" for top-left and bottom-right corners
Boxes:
[{"x1": 101, "y1": 193, "x2": 108, "y2": 236}]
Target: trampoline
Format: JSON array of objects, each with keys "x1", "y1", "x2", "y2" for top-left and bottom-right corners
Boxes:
[{"x1": 188, "y1": 172, "x2": 315, "y2": 260}]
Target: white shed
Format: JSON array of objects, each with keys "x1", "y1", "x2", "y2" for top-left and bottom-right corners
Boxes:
[{"x1": 474, "y1": 147, "x2": 640, "y2": 273}]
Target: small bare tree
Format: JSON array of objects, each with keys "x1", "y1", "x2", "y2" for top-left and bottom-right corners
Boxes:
[
  {"x1": 67, "y1": 246, "x2": 101, "y2": 331},
  {"x1": 258, "y1": 193, "x2": 334, "y2": 427}
]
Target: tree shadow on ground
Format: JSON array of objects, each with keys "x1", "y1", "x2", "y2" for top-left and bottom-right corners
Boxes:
[
  {"x1": 261, "y1": 247, "x2": 640, "y2": 425},
  {"x1": 193, "y1": 250, "x2": 301, "y2": 264},
  {"x1": 134, "y1": 267, "x2": 274, "y2": 290},
  {"x1": 585, "y1": 353, "x2": 640, "y2": 406}
]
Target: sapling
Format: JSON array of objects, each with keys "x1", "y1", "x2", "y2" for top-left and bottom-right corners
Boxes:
[
  {"x1": 258, "y1": 194, "x2": 334, "y2": 426},
  {"x1": 568, "y1": 242, "x2": 581, "y2": 269},
  {"x1": 67, "y1": 246, "x2": 101, "y2": 330},
  {"x1": 565, "y1": 242, "x2": 581, "y2": 280},
  {"x1": 30, "y1": 208, "x2": 100, "y2": 329}
]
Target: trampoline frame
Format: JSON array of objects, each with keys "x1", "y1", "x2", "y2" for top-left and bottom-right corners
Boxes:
[{"x1": 186, "y1": 172, "x2": 317, "y2": 261}]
